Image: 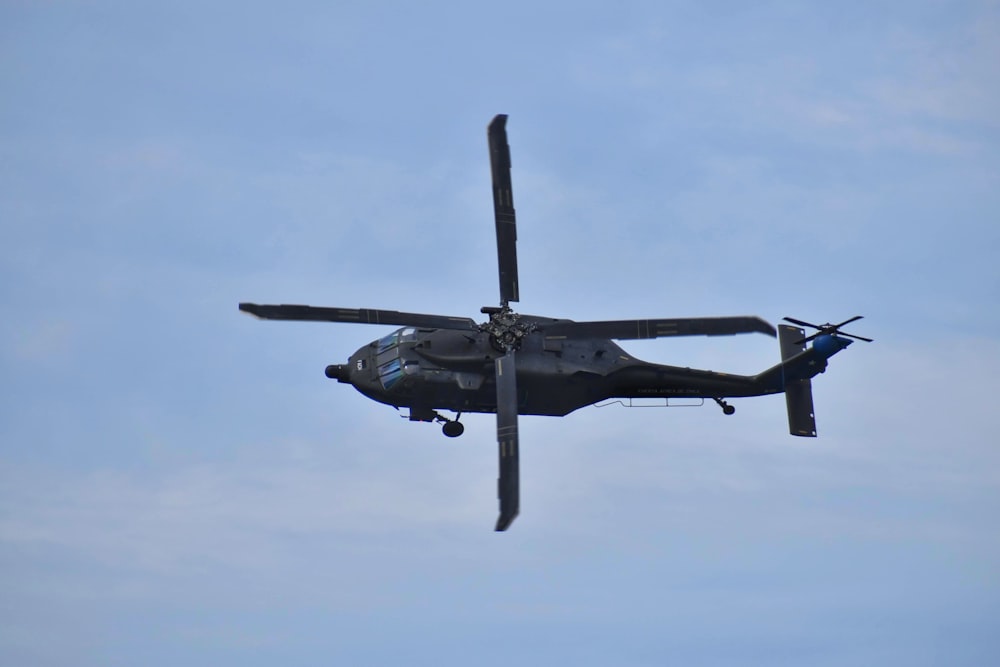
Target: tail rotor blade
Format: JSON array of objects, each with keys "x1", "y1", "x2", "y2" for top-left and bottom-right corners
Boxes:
[
  {"x1": 834, "y1": 315, "x2": 864, "y2": 329},
  {"x1": 488, "y1": 114, "x2": 520, "y2": 306},
  {"x1": 782, "y1": 316, "x2": 819, "y2": 330},
  {"x1": 494, "y1": 348, "x2": 520, "y2": 531},
  {"x1": 795, "y1": 331, "x2": 824, "y2": 345}
]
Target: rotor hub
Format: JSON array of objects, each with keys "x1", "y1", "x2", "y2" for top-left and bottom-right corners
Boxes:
[{"x1": 480, "y1": 305, "x2": 534, "y2": 352}]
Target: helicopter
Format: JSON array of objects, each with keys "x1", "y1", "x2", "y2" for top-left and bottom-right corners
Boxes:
[{"x1": 239, "y1": 114, "x2": 870, "y2": 531}]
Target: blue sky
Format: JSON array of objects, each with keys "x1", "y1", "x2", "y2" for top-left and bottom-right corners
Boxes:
[{"x1": 2, "y1": 1, "x2": 999, "y2": 665}]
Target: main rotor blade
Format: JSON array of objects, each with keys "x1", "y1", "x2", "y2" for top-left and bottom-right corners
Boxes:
[
  {"x1": 488, "y1": 114, "x2": 519, "y2": 305},
  {"x1": 238, "y1": 303, "x2": 479, "y2": 331},
  {"x1": 494, "y1": 348, "x2": 520, "y2": 532},
  {"x1": 540, "y1": 316, "x2": 777, "y2": 340}
]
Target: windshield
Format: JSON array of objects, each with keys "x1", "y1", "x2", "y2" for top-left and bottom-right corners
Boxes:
[
  {"x1": 379, "y1": 358, "x2": 402, "y2": 389},
  {"x1": 376, "y1": 327, "x2": 417, "y2": 354},
  {"x1": 377, "y1": 332, "x2": 398, "y2": 353},
  {"x1": 375, "y1": 328, "x2": 418, "y2": 390}
]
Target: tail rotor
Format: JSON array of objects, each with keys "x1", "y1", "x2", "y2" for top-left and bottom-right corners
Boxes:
[{"x1": 782, "y1": 316, "x2": 873, "y2": 345}]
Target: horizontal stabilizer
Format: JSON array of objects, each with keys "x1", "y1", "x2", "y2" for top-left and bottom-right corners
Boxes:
[
  {"x1": 785, "y1": 378, "x2": 817, "y2": 437},
  {"x1": 779, "y1": 325, "x2": 817, "y2": 437}
]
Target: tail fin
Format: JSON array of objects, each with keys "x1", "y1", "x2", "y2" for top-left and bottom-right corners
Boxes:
[{"x1": 779, "y1": 325, "x2": 817, "y2": 437}]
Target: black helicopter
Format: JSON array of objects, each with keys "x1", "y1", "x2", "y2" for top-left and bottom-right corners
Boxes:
[{"x1": 240, "y1": 114, "x2": 870, "y2": 531}]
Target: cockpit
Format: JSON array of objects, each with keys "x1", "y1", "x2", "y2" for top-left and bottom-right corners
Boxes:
[{"x1": 374, "y1": 327, "x2": 419, "y2": 390}]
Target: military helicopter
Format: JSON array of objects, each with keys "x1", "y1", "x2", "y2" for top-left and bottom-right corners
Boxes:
[{"x1": 240, "y1": 114, "x2": 870, "y2": 531}]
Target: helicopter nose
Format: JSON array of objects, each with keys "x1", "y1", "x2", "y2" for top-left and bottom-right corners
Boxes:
[{"x1": 325, "y1": 364, "x2": 351, "y2": 383}]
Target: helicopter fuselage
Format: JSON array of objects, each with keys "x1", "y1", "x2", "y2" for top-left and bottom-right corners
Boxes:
[{"x1": 327, "y1": 321, "x2": 785, "y2": 419}]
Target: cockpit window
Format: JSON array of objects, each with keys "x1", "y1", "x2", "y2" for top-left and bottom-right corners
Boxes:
[
  {"x1": 379, "y1": 358, "x2": 402, "y2": 389},
  {"x1": 377, "y1": 331, "x2": 398, "y2": 353},
  {"x1": 377, "y1": 328, "x2": 417, "y2": 353},
  {"x1": 375, "y1": 328, "x2": 417, "y2": 389}
]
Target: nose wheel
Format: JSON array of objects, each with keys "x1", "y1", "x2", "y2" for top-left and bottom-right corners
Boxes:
[{"x1": 714, "y1": 398, "x2": 736, "y2": 415}]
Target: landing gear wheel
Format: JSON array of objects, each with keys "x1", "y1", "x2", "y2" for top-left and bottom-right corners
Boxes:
[
  {"x1": 714, "y1": 397, "x2": 735, "y2": 415},
  {"x1": 442, "y1": 421, "x2": 465, "y2": 438}
]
